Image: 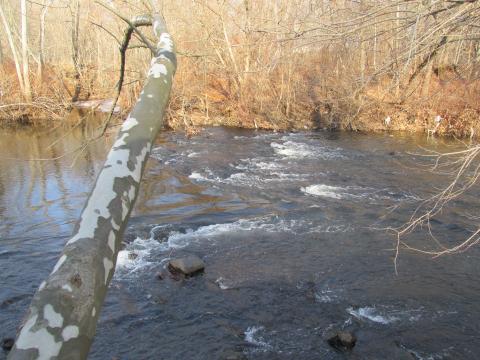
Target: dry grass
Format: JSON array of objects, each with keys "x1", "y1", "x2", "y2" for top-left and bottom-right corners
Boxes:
[{"x1": 0, "y1": 0, "x2": 478, "y2": 136}]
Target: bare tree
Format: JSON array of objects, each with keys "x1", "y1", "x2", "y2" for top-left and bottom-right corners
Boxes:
[
  {"x1": 20, "y1": 0, "x2": 32, "y2": 101},
  {"x1": 392, "y1": 144, "x2": 480, "y2": 272},
  {"x1": 71, "y1": 0, "x2": 81, "y2": 102},
  {"x1": 0, "y1": 3, "x2": 24, "y2": 95},
  {"x1": 0, "y1": 36, "x2": 4, "y2": 63},
  {"x1": 38, "y1": 0, "x2": 53, "y2": 80}
]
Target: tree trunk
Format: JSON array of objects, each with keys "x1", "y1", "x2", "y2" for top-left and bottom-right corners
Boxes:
[
  {"x1": 71, "y1": 0, "x2": 81, "y2": 102},
  {"x1": 20, "y1": 0, "x2": 32, "y2": 101},
  {"x1": 0, "y1": 37, "x2": 3, "y2": 63},
  {"x1": 38, "y1": 0, "x2": 52, "y2": 81},
  {"x1": 7, "y1": 14, "x2": 176, "y2": 360},
  {"x1": 0, "y1": 4, "x2": 24, "y2": 94}
]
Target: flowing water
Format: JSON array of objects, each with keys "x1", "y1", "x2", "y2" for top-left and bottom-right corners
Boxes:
[{"x1": 0, "y1": 124, "x2": 479, "y2": 359}]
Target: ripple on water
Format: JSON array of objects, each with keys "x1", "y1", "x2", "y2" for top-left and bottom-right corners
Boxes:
[
  {"x1": 189, "y1": 167, "x2": 308, "y2": 188},
  {"x1": 115, "y1": 215, "x2": 352, "y2": 280},
  {"x1": 244, "y1": 326, "x2": 273, "y2": 352},
  {"x1": 301, "y1": 184, "x2": 419, "y2": 203},
  {"x1": 271, "y1": 140, "x2": 346, "y2": 160},
  {"x1": 346, "y1": 305, "x2": 426, "y2": 325}
]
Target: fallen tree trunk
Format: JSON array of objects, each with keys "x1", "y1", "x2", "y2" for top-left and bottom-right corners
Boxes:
[{"x1": 8, "y1": 14, "x2": 176, "y2": 360}]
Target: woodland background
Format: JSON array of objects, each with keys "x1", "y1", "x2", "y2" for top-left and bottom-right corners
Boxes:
[{"x1": 0, "y1": 0, "x2": 479, "y2": 136}]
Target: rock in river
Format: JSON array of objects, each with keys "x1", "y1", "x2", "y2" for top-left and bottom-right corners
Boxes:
[
  {"x1": 169, "y1": 255, "x2": 205, "y2": 276},
  {"x1": 327, "y1": 331, "x2": 357, "y2": 351},
  {"x1": 2, "y1": 338, "x2": 14, "y2": 351}
]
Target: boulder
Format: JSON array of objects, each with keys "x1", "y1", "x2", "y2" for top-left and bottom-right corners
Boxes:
[
  {"x1": 168, "y1": 255, "x2": 205, "y2": 276},
  {"x1": 221, "y1": 348, "x2": 247, "y2": 360},
  {"x1": 327, "y1": 331, "x2": 357, "y2": 351}
]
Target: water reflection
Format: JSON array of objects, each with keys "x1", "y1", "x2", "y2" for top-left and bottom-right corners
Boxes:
[{"x1": 0, "y1": 119, "x2": 113, "y2": 240}]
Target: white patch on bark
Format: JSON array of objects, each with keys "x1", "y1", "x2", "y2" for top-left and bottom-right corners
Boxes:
[
  {"x1": 128, "y1": 185, "x2": 136, "y2": 203},
  {"x1": 121, "y1": 116, "x2": 138, "y2": 131},
  {"x1": 153, "y1": 22, "x2": 163, "y2": 37},
  {"x1": 129, "y1": 145, "x2": 149, "y2": 183},
  {"x1": 148, "y1": 63, "x2": 168, "y2": 78},
  {"x1": 62, "y1": 325, "x2": 79, "y2": 341},
  {"x1": 67, "y1": 145, "x2": 144, "y2": 245},
  {"x1": 113, "y1": 133, "x2": 129, "y2": 148},
  {"x1": 147, "y1": 94, "x2": 153, "y2": 98},
  {"x1": 16, "y1": 315, "x2": 62, "y2": 360},
  {"x1": 111, "y1": 219, "x2": 120, "y2": 231},
  {"x1": 108, "y1": 231, "x2": 115, "y2": 253},
  {"x1": 159, "y1": 33, "x2": 173, "y2": 52},
  {"x1": 44, "y1": 304, "x2": 64, "y2": 328},
  {"x1": 103, "y1": 258, "x2": 113, "y2": 284},
  {"x1": 91, "y1": 307, "x2": 96, "y2": 317},
  {"x1": 62, "y1": 284, "x2": 73, "y2": 292},
  {"x1": 39, "y1": 281, "x2": 46, "y2": 291},
  {"x1": 51, "y1": 255, "x2": 67, "y2": 275}
]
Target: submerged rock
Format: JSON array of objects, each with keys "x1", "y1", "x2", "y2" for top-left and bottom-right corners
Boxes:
[
  {"x1": 393, "y1": 342, "x2": 416, "y2": 360},
  {"x1": 168, "y1": 255, "x2": 205, "y2": 276},
  {"x1": 222, "y1": 351, "x2": 247, "y2": 360},
  {"x1": 392, "y1": 347, "x2": 415, "y2": 360},
  {"x1": 2, "y1": 338, "x2": 14, "y2": 351},
  {"x1": 327, "y1": 331, "x2": 357, "y2": 351}
]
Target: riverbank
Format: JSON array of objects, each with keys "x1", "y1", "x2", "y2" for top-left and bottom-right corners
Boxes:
[
  {"x1": 1, "y1": 61, "x2": 478, "y2": 138},
  {"x1": 2, "y1": 92, "x2": 478, "y2": 140}
]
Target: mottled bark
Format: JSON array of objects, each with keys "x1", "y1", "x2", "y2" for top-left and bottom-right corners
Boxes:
[{"x1": 7, "y1": 14, "x2": 176, "y2": 360}]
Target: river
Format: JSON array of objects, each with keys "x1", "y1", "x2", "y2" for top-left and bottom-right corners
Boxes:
[{"x1": 0, "y1": 124, "x2": 479, "y2": 359}]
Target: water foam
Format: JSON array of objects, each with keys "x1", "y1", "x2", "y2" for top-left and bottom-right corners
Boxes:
[
  {"x1": 271, "y1": 141, "x2": 316, "y2": 158},
  {"x1": 301, "y1": 184, "x2": 345, "y2": 199},
  {"x1": 346, "y1": 306, "x2": 425, "y2": 325},
  {"x1": 308, "y1": 223, "x2": 352, "y2": 233},
  {"x1": 302, "y1": 184, "x2": 419, "y2": 203},
  {"x1": 244, "y1": 326, "x2": 273, "y2": 351},
  {"x1": 271, "y1": 140, "x2": 345, "y2": 160},
  {"x1": 215, "y1": 277, "x2": 231, "y2": 290},
  {"x1": 347, "y1": 306, "x2": 399, "y2": 324},
  {"x1": 115, "y1": 237, "x2": 168, "y2": 277},
  {"x1": 315, "y1": 286, "x2": 343, "y2": 303},
  {"x1": 166, "y1": 217, "x2": 305, "y2": 249},
  {"x1": 189, "y1": 167, "x2": 307, "y2": 187}
]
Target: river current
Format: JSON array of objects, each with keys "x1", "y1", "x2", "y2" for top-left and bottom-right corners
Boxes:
[{"x1": 0, "y1": 125, "x2": 479, "y2": 359}]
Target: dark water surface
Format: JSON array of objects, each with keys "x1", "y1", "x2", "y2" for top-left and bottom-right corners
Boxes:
[{"x1": 0, "y1": 125, "x2": 479, "y2": 359}]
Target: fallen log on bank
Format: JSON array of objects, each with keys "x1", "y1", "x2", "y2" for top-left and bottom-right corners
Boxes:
[{"x1": 8, "y1": 14, "x2": 176, "y2": 360}]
